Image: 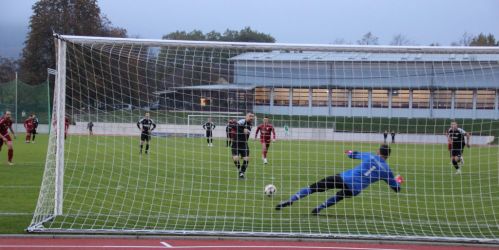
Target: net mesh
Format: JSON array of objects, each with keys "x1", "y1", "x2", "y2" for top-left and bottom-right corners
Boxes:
[{"x1": 29, "y1": 36, "x2": 499, "y2": 242}]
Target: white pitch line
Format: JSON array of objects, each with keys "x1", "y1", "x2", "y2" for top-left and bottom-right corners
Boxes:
[
  {"x1": 160, "y1": 241, "x2": 173, "y2": 248},
  {"x1": 0, "y1": 246, "x2": 165, "y2": 249},
  {"x1": 157, "y1": 246, "x2": 407, "y2": 250},
  {"x1": 0, "y1": 245, "x2": 407, "y2": 250}
]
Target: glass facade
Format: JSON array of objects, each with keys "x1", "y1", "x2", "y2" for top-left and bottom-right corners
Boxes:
[
  {"x1": 391, "y1": 90, "x2": 410, "y2": 108},
  {"x1": 372, "y1": 89, "x2": 389, "y2": 108},
  {"x1": 332, "y1": 89, "x2": 348, "y2": 107},
  {"x1": 455, "y1": 90, "x2": 473, "y2": 109},
  {"x1": 254, "y1": 87, "x2": 496, "y2": 111},
  {"x1": 292, "y1": 88, "x2": 309, "y2": 106},
  {"x1": 312, "y1": 89, "x2": 329, "y2": 107},
  {"x1": 351, "y1": 89, "x2": 369, "y2": 108},
  {"x1": 477, "y1": 90, "x2": 496, "y2": 109}
]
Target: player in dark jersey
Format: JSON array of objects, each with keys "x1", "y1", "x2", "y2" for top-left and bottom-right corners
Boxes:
[
  {"x1": 31, "y1": 114, "x2": 39, "y2": 143},
  {"x1": 229, "y1": 112, "x2": 255, "y2": 179},
  {"x1": 24, "y1": 114, "x2": 34, "y2": 143},
  {"x1": 0, "y1": 111, "x2": 16, "y2": 165},
  {"x1": 137, "y1": 112, "x2": 156, "y2": 154},
  {"x1": 225, "y1": 119, "x2": 236, "y2": 147},
  {"x1": 383, "y1": 130, "x2": 388, "y2": 143},
  {"x1": 447, "y1": 121, "x2": 471, "y2": 174},
  {"x1": 87, "y1": 121, "x2": 94, "y2": 136},
  {"x1": 276, "y1": 144, "x2": 403, "y2": 215},
  {"x1": 203, "y1": 118, "x2": 216, "y2": 147},
  {"x1": 254, "y1": 116, "x2": 276, "y2": 164}
]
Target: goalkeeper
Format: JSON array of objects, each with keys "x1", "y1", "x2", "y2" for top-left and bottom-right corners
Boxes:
[{"x1": 276, "y1": 144, "x2": 403, "y2": 215}]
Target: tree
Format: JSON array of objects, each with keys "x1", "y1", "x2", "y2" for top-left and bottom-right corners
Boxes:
[
  {"x1": 357, "y1": 32, "x2": 379, "y2": 45},
  {"x1": 469, "y1": 33, "x2": 497, "y2": 46},
  {"x1": 390, "y1": 34, "x2": 413, "y2": 46},
  {"x1": 20, "y1": 0, "x2": 127, "y2": 84},
  {"x1": 0, "y1": 57, "x2": 19, "y2": 83},
  {"x1": 162, "y1": 27, "x2": 276, "y2": 43},
  {"x1": 451, "y1": 32, "x2": 473, "y2": 46}
]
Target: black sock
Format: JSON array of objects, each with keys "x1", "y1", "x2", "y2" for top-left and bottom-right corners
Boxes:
[
  {"x1": 234, "y1": 160, "x2": 240, "y2": 170},
  {"x1": 207, "y1": 138, "x2": 210, "y2": 144},
  {"x1": 452, "y1": 159, "x2": 459, "y2": 169},
  {"x1": 32, "y1": 134, "x2": 36, "y2": 141},
  {"x1": 240, "y1": 160, "x2": 249, "y2": 173},
  {"x1": 145, "y1": 144, "x2": 149, "y2": 152}
]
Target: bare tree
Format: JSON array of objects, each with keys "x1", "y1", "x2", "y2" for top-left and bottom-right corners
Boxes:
[
  {"x1": 390, "y1": 34, "x2": 413, "y2": 46},
  {"x1": 357, "y1": 32, "x2": 379, "y2": 45},
  {"x1": 332, "y1": 38, "x2": 352, "y2": 45},
  {"x1": 451, "y1": 32, "x2": 474, "y2": 46}
]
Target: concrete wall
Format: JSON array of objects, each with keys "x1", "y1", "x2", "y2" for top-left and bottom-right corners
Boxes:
[{"x1": 69, "y1": 122, "x2": 494, "y2": 145}]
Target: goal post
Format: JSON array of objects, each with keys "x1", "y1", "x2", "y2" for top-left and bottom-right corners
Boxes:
[{"x1": 28, "y1": 34, "x2": 499, "y2": 243}]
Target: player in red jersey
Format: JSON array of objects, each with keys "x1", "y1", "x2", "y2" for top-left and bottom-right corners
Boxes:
[
  {"x1": 24, "y1": 114, "x2": 34, "y2": 143},
  {"x1": 0, "y1": 111, "x2": 16, "y2": 165},
  {"x1": 254, "y1": 116, "x2": 276, "y2": 164},
  {"x1": 64, "y1": 116, "x2": 70, "y2": 139}
]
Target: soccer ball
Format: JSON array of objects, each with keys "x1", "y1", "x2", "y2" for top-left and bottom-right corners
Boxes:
[{"x1": 264, "y1": 184, "x2": 276, "y2": 197}]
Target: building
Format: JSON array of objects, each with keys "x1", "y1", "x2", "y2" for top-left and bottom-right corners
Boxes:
[{"x1": 156, "y1": 48, "x2": 499, "y2": 119}]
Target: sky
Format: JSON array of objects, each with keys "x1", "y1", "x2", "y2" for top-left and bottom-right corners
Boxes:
[{"x1": 1, "y1": 0, "x2": 498, "y2": 58}]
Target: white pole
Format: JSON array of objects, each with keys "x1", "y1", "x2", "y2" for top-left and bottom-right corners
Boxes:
[{"x1": 54, "y1": 39, "x2": 66, "y2": 216}]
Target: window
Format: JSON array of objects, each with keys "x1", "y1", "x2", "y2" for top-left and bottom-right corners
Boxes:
[
  {"x1": 312, "y1": 89, "x2": 329, "y2": 106},
  {"x1": 412, "y1": 90, "x2": 430, "y2": 108},
  {"x1": 455, "y1": 90, "x2": 473, "y2": 109},
  {"x1": 433, "y1": 90, "x2": 452, "y2": 109},
  {"x1": 391, "y1": 89, "x2": 410, "y2": 108},
  {"x1": 292, "y1": 88, "x2": 309, "y2": 106},
  {"x1": 372, "y1": 90, "x2": 389, "y2": 108},
  {"x1": 273, "y1": 88, "x2": 289, "y2": 106},
  {"x1": 332, "y1": 89, "x2": 348, "y2": 107},
  {"x1": 254, "y1": 88, "x2": 271, "y2": 105},
  {"x1": 476, "y1": 90, "x2": 496, "y2": 110},
  {"x1": 351, "y1": 89, "x2": 368, "y2": 108}
]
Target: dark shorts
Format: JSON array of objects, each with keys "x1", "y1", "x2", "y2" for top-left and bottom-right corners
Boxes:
[
  {"x1": 31, "y1": 128, "x2": 37, "y2": 134},
  {"x1": 206, "y1": 130, "x2": 213, "y2": 138},
  {"x1": 309, "y1": 175, "x2": 354, "y2": 197},
  {"x1": 450, "y1": 148, "x2": 463, "y2": 157},
  {"x1": 141, "y1": 132, "x2": 151, "y2": 142},
  {"x1": 231, "y1": 143, "x2": 249, "y2": 157}
]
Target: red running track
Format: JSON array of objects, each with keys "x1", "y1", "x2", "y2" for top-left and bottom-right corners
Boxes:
[{"x1": 0, "y1": 238, "x2": 496, "y2": 250}]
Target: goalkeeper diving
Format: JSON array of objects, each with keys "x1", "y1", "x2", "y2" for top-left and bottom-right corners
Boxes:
[{"x1": 276, "y1": 144, "x2": 403, "y2": 215}]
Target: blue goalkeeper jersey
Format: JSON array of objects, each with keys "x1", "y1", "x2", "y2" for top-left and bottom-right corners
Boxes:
[{"x1": 339, "y1": 151, "x2": 400, "y2": 195}]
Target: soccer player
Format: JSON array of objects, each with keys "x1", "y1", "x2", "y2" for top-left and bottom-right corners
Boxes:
[
  {"x1": 391, "y1": 130, "x2": 396, "y2": 143},
  {"x1": 64, "y1": 116, "x2": 70, "y2": 139},
  {"x1": 203, "y1": 118, "x2": 216, "y2": 147},
  {"x1": 276, "y1": 144, "x2": 403, "y2": 215},
  {"x1": 230, "y1": 112, "x2": 255, "y2": 179},
  {"x1": 225, "y1": 119, "x2": 236, "y2": 147},
  {"x1": 31, "y1": 114, "x2": 39, "y2": 143},
  {"x1": 447, "y1": 121, "x2": 471, "y2": 174},
  {"x1": 87, "y1": 121, "x2": 94, "y2": 136},
  {"x1": 383, "y1": 130, "x2": 388, "y2": 143},
  {"x1": 0, "y1": 111, "x2": 16, "y2": 165},
  {"x1": 24, "y1": 114, "x2": 34, "y2": 143},
  {"x1": 137, "y1": 112, "x2": 156, "y2": 154},
  {"x1": 254, "y1": 116, "x2": 276, "y2": 164}
]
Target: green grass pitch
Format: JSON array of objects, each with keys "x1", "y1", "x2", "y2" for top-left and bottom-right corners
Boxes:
[{"x1": 1, "y1": 134, "x2": 498, "y2": 238}]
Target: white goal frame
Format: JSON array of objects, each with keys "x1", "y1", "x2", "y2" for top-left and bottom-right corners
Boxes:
[{"x1": 27, "y1": 35, "x2": 499, "y2": 243}]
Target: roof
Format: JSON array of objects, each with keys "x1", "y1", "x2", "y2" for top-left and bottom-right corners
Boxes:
[{"x1": 230, "y1": 51, "x2": 499, "y2": 62}]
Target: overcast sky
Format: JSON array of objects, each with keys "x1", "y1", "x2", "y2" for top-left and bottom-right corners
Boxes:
[{"x1": 1, "y1": 0, "x2": 498, "y2": 58}]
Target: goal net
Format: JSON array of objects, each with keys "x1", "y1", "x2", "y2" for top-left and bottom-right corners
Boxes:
[{"x1": 28, "y1": 35, "x2": 499, "y2": 242}]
